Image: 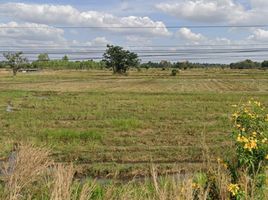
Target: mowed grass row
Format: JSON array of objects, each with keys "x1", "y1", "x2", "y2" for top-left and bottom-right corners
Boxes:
[{"x1": 1, "y1": 68, "x2": 268, "y2": 178}]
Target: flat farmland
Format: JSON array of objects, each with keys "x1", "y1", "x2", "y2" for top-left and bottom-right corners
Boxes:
[{"x1": 1, "y1": 68, "x2": 268, "y2": 178}]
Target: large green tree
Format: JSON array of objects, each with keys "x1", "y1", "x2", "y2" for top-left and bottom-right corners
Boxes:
[
  {"x1": 103, "y1": 45, "x2": 140, "y2": 74},
  {"x1": 3, "y1": 52, "x2": 28, "y2": 76}
]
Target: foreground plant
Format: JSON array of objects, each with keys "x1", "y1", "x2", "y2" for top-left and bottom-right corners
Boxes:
[
  {"x1": 0, "y1": 144, "x2": 53, "y2": 200},
  {"x1": 227, "y1": 99, "x2": 268, "y2": 199}
]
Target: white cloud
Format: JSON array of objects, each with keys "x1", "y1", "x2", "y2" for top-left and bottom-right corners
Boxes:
[
  {"x1": 248, "y1": 29, "x2": 268, "y2": 42},
  {"x1": 0, "y1": 22, "x2": 65, "y2": 44},
  {"x1": 89, "y1": 37, "x2": 110, "y2": 46},
  {"x1": 156, "y1": 0, "x2": 244, "y2": 23},
  {"x1": 175, "y1": 27, "x2": 240, "y2": 47},
  {"x1": 249, "y1": 0, "x2": 268, "y2": 8},
  {"x1": 156, "y1": 0, "x2": 268, "y2": 25},
  {"x1": 177, "y1": 28, "x2": 205, "y2": 43},
  {"x1": 0, "y1": 2, "x2": 171, "y2": 37}
]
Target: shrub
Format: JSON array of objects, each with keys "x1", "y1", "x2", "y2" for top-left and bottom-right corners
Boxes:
[
  {"x1": 171, "y1": 69, "x2": 178, "y2": 76},
  {"x1": 225, "y1": 100, "x2": 268, "y2": 199}
]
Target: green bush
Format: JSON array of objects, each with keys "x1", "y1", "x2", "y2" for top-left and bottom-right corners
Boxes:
[{"x1": 171, "y1": 69, "x2": 178, "y2": 76}]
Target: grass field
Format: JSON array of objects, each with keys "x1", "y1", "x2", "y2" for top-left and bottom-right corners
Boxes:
[{"x1": 1, "y1": 68, "x2": 268, "y2": 179}]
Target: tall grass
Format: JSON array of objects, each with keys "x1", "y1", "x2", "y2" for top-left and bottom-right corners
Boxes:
[
  {"x1": 1, "y1": 143, "x2": 266, "y2": 200},
  {"x1": 0, "y1": 144, "x2": 52, "y2": 200}
]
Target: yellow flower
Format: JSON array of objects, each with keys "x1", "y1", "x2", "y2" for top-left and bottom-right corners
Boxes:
[
  {"x1": 266, "y1": 155, "x2": 268, "y2": 160},
  {"x1": 223, "y1": 163, "x2": 228, "y2": 169},
  {"x1": 252, "y1": 132, "x2": 257, "y2": 137},
  {"x1": 254, "y1": 101, "x2": 261, "y2": 107},
  {"x1": 244, "y1": 108, "x2": 249, "y2": 113},
  {"x1": 237, "y1": 135, "x2": 249, "y2": 143},
  {"x1": 236, "y1": 124, "x2": 241, "y2": 129},
  {"x1": 236, "y1": 135, "x2": 242, "y2": 142},
  {"x1": 232, "y1": 113, "x2": 239, "y2": 119},
  {"x1": 262, "y1": 138, "x2": 267, "y2": 143},
  {"x1": 192, "y1": 183, "x2": 199, "y2": 189},
  {"x1": 228, "y1": 184, "x2": 239, "y2": 196},
  {"x1": 250, "y1": 113, "x2": 256, "y2": 119},
  {"x1": 244, "y1": 138, "x2": 258, "y2": 151},
  {"x1": 241, "y1": 128, "x2": 246, "y2": 132}
]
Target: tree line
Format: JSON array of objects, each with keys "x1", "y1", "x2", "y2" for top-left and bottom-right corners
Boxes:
[
  {"x1": 1, "y1": 45, "x2": 268, "y2": 76},
  {"x1": 140, "y1": 60, "x2": 229, "y2": 70},
  {"x1": 0, "y1": 53, "x2": 106, "y2": 75}
]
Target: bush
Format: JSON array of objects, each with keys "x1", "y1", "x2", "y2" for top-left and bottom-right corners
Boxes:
[
  {"x1": 171, "y1": 69, "x2": 178, "y2": 76},
  {"x1": 225, "y1": 100, "x2": 268, "y2": 199}
]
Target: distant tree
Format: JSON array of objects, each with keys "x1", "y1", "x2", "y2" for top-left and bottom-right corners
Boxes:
[
  {"x1": 262, "y1": 60, "x2": 268, "y2": 68},
  {"x1": 160, "y1": 60, "x2": 172, "y2": 70},
  {"x1": 230, "y1": 60, "x2": 261, "y2": 69},
  {"x1": 3, "y1": 52, "x2": 28, "y2": 76},
  {"x1": 103, "y1": 45, "x2": 140, "y2": 74},
  {"x1": 38, "y1": 53, "x2": 50, "y2": 62},
  {"x1": 180, "y1": 61, "x2": 189, "y2": 70},
  {"x1": 62, "y1": 55, "x2": 69, "y2": 61}
]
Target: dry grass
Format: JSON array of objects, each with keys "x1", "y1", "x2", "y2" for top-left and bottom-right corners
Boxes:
[
  {"x1": 1, "y1": 143, "x2": 52, "y2": 200},
  {"x1": 0, "y1": 144, "x2": 97, "y2": 200},
  {"x1": 78, "y1": 181, "x2": 97, "y2": 200},
  {"x1": 150, "y1": 165, "x2": 214, "y2": 200},
  {"x1": 51, "y1": 164, "x2": 74, "y2": 200},
  {"x1": 0, "y1": 143, "x2": 266, "y2": 199},
  {"x1": 0, "y1": 69, "x2": 267, "y2": 92}
]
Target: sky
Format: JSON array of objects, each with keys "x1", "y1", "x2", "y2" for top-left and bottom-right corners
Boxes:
[{"x1": 1, "y1": 0, "x2": 268, "y2": 63}]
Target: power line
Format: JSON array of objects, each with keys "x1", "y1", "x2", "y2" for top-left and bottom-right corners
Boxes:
[
  {"x1": 2, "y1": 51, "x2": 268, "y2": 58},
  {"x1": 8, "y1": 54, "x2": 268, "y2": 62},
  {"x1": 1, "y1": 25, "x2": 268, "y2": 29},
  {"x1": 2, "y1": 44, "x2": 268, "y2": 50},
  {"x1": 2, "y1": 48, "x2": 268, "y2": 54}
]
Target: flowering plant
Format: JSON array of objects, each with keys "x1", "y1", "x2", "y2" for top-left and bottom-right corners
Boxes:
[{"x1": 227, "y1": 99, "x2": 268, "y2": 199}]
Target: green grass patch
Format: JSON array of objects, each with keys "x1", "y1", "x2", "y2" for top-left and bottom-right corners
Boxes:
[{"x1": 40, "y1": 129, "x2": 103, "y2": 143}]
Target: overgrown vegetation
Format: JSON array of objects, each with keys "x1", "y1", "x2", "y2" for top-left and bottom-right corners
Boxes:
[
  {"x1": 0, "y1": 100, "x2": 267, "y2": 199},
  {"x1": 225, "y1": 100, "x2": 268, "y2": 199}
]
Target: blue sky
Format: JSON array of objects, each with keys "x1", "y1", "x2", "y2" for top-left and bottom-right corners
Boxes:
[{"x1": 1, "y1": 0, "x2": 268, "y2": 63}]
